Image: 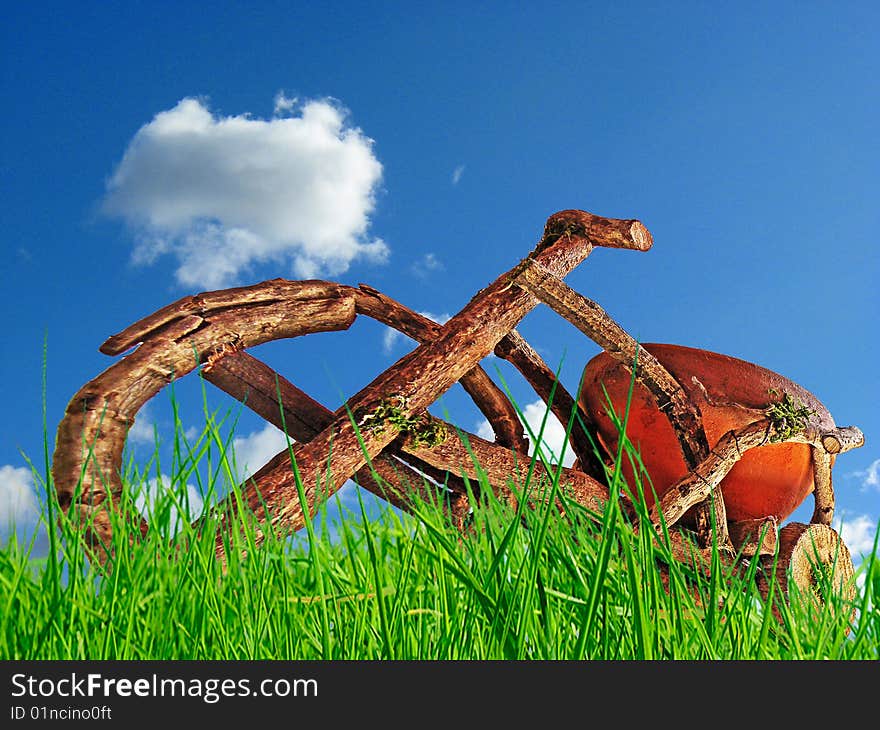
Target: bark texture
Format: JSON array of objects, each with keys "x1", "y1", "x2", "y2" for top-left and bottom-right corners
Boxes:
[{"x1": 756, "y1": 522, "x2": 856, "y2": 625}]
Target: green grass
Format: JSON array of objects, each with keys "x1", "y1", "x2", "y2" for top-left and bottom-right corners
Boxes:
[{"x1": 2, "y1": 386, "x2": 879, "y2": 660}]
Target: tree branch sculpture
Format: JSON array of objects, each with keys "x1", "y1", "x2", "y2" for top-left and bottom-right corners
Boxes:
[{"x1": 51, "y1": 208, "x2": 864, "y2": 621}]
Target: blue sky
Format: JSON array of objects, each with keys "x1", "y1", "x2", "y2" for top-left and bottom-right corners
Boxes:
[{"x1": 2, "y1": 2, "x2": 878, "y2": 560}]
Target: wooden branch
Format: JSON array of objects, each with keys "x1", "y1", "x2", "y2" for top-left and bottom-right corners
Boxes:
[
  {"x1": 201, "y1": 351, "x2": 465, "y2": 518},
  {"x1": 511, "y1": 258, "x2": 731, "y2": 547},
  {"x1": 815, "y1": 426, "x2": 862, "y2": 455},
  {"x1": 100, "y1": 279, "x2": 351, "y2": 356},
  {"x1": 514, "y1": 260, "x2": 709, "y2": 467},
  {"x1": 494, "y1": 329, "x2": 607, "y2": 482},
  {"x1": 200, "y1": 209, "x2": 651, "y2": 557},
  {"x1": 689, "y1": 386, "x2": 863, "y2": 530},
  {"x1": 648, "y1": 420, "x2": 771, "y2": 529},
  {"x1": 354, "y1": 284, "x2": 529, "y2": 453},
  {"x1": 810, "y1": 447, "x2": 835, "y2": 526},
  {"x1": 806, "y1": 425, "x2": 864, "y2": 526},
  {"x1": 52, "y1": 286, "x2": 358, "y2": 564},
  {"x1": 691, "y1": 491, "x2": 730, "y2": 552},
  {"x1": 399, "y1": 417, "x2": 609, "y2": 514},
  {"x1": 537, "y1": 209, "x2": 653, "y2": 253},
  {"x1": 648, "y1": 419, "x2": 864, "y2": 531},
  {"x1": 357, "y1": 291, "x2": 609, "y2": 484},
  {"x1": 203, "y1": 349, "x2": 716, "y2": 576},
  {"x1": 728, "y1": 516, "x2": 777, "y2": 557}
]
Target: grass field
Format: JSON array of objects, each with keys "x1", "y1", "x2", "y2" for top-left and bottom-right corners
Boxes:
[
  {"x1": 3, "y1": 350, "x2": 879, "y2": 663},
  {"x1": 3, "y1": 395, "x2": 878, "y2": 662}
]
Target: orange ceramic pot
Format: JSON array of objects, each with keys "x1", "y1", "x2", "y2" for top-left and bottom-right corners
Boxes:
[{"x1": 579, "y1": 343, "x2": 836, "y2": 523}]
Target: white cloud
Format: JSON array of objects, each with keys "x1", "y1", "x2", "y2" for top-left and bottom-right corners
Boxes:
[
  {"x1": 475, "y1": 399, "x2": 576, "y2": 467},
  {"x1": 381, "y1": 328, "x2": 399, "y2": 354},
  {"x1": 127, "y1": 410, "x2": 204, "y2": 450},
  {"x1": 476, "y1": 419, "x2": 495, "y2": 442},
  {"x1": 103, "y1": 96, "x2": 387, "y2": 289},
  {"x1": 852, "y1": 458, "x2": 880, "y2": 491},
  {"x1": 232, "y1": 422, "x2": 291, "y2": 481},
  {"x1": 452, "y1": 164, "x2": 465, "y2": 185},
  {"x1": 0, "y1": 465, "x2": 40, "y2": 538},
  {"x1": 411, "y1": 252, "x2": 443, "y2": 278},
  {"x1": 127, "y1": 408, "x2": 156, "y2": 445},
  {"x1": 134, "y1": 474, "x2": 204, "y2": 532},
  {"x1": 382, "y1": 311, "x2": 451, "y2": 354},
  {"x1": 836, "y1": 514, "x2": 878, "y2": 559},
  {"x1": 273, "y1": 91, "x2": 297, "y2": 116}
]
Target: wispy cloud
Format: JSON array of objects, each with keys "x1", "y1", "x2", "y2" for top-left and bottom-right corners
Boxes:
[
  {"x1": 836, "y1": 514, "x2": 878, "y2": 560},
  {"x1": 125, "y1": 409, "x2": 204, "y2": 450},
  {"x1": 476, "y1": 399, "x2": 576, "y2": 467},
  {"x1": 127, "y1": 407, "x2": 156, "y2": 445},
  {"x1": 382, "y1": 311, "x2": 451, "y2": 354},
  {"x1": 410, "y1": 252, "x2": 443, "y2": 278},
  {"x1": 103, "y1": 95, "x2": 387, "y2": 289},
  {"x1": 232, "y1": 422, "x2": 291, "y2": 481},
  {"x1": 273, "y1": 90, "x2": 297, "y2": 116},
  {"x1": 452, "y1": 164, "x2": 465, "y2": 185},
  {"x1": 382, "y1": 329, "x2": 400, "y2": 355},
  {"x1": 133, "y1": 474, "x2": 205, "y2": 534},
  {"x1": 851, "y1": 458, "x2": 880, "y2": 491},
  {"x1": 0, "y1": 465, "x2": 40, "y2": 540}
]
